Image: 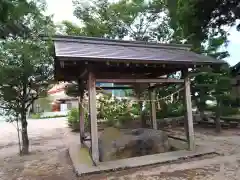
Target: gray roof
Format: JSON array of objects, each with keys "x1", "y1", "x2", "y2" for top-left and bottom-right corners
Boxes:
[
  {"x1": 53, "y1": 35, "x2": 225, "y2": 65},
  {"x1": 232, "y1": 62, "x2": 240, "y2": 75}
]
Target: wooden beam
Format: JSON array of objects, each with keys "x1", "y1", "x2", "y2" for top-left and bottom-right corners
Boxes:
[
  {"x1": 149, "y1": 83, "x2": 157, "y2": 130},
  {"x1": 168, "y1": 135, "x2": 188, "y2": 142},
  {"x1": 88, "y1": 71, "x2": 99, "y2": 164},
  {"x1": 96, "y1": 78, "x2": 184, "y2": 83},
  {"x1": 148, "y1": 83, "x2": 177, "y2": 90},
  {"x1": 184, "y1": 74, "x2": 195, "y2": 151}
]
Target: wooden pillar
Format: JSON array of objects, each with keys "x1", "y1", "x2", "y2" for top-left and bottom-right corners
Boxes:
[
  {"x1": 79, "y1": 95, "x2": 85, "y2": 144},
  {"x1": 149, "y1": 84, "x2": 157, "y2": 130},
  {"x1": 78, "y1": 79, "x2": 85, "y2": 144},
  {"x1": 88, "y1": 71, "x2": 99, "y2": 164},
  {"x1": 184, "y1": 73, "x2": 195, "y2": 150}
]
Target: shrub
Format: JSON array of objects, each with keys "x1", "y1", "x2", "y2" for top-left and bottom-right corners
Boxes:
[
  {"x1": 67, "y1": 108, "x2": 89, "y2": 131},
  {"x1": 220, "y1": 106, "x2": 239, "y2": 116},
  {"x1": 205, "y1": 105, "x2": 239, "y2": 116},
  {"x1": 156, "y1": 102, "x2": 185, "y2": 119},
  {"x1": 98, "y1": 94, "x2": 135, "y2": 127},
  {"x1": 67, "y1": 108, "x2": 79, "y2": 126}
]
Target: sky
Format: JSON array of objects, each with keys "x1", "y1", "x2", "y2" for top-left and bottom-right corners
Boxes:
[{"x1": 46, "y1": 0, "x2": 240, "y2": 66}]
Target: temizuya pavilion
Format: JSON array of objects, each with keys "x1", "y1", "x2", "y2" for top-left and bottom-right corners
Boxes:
[{"x1": 52, "y1": 35, "x2": 224, "y2": 165}]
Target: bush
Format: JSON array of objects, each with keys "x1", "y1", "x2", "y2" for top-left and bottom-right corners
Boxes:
[
  {"x1": 67, "y1": 108, "x2": 79, "y2": 126},
  {"x1": 67, "y1": 108, "x2": 89, "y2": 131},
  {"x1": 220, "y1": 107, "x2": 239, "y2": 116},
  {"x1": 98, "y1": 94, "x2": 135, "y2": 127},
  {"x1": 156, "y1": 102, "x2": 185, "y2": 119},
  {"x1": 205, "y1": 105, "x2": 239, "y2": 116}
]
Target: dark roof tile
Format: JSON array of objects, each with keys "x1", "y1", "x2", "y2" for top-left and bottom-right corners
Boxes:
[{"x1": 53, "y1": 35, "x2": 226, "y2": 65}]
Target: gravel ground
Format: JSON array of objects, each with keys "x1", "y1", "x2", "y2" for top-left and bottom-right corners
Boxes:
[{"x1": 1, "y1": 120, "x2": 240, "y2": 180}]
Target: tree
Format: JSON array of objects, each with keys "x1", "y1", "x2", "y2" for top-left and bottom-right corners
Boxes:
[
  {"x1": 0, "y1": 1, "x2": 54, "y2": 154},
  {"x1": 167, "y1": 0, "x2": 240, "y2": 46},
  {"x1": 62, "y1": 0, "x2": 173, "y2": 126},
  {"x1": 167, "y1": 0, "x2": 239, "y2": 132},
  {"x1": 69, "y1": 0, "x2": 171, "y2": 41},
  {"x1": 0, "y1": 37, "x2": 53, "y2": 154},
  {"x1": 0, "y1": 0, "x2": 52, "y2": 38}
]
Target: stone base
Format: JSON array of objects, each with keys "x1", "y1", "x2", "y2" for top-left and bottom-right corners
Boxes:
[{"x1": 68, "y1": 144, "x2": 217, "y2": 176}]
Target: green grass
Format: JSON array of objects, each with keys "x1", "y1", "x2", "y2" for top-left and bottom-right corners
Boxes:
[{"x1": 30, "y1": 113, "x2": 67, "y2": 119}]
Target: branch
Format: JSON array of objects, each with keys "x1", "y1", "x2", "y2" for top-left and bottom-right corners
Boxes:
[
  {"x1": 141, "y1": 13, "x2": 158, "y2": 36},
  {"x1": 0, "y1": 105, "x2": 10, "y2": 110},
  {"x1": 26, "y1": 95, "x2": 39, "y2": 110}
]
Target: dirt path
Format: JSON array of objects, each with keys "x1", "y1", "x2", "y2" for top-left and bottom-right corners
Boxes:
[
  {"x1": 0, "y1": 118, "x2": 76, "y2": 180},
  {"x1": 1, "y1": 120, "x2": 240, "y2": 180}
]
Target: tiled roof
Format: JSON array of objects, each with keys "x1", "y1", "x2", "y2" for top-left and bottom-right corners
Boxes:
[{"x1": 53, "y1": 35, "x2": 226, "y2": 65}]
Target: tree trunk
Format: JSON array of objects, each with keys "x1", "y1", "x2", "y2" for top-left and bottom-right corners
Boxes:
[
  {"x1": 16, "y1": 117, "x2": 22, "y2": 155},
  {"x1": 21, "y1": 112, "x2": 29, "y2": 155},
  {"x1": 215, "y1": 101, "x2": 221, "y2": 133}
]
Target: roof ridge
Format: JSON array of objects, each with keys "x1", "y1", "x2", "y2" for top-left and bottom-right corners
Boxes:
[{"x1": 52, "y1": 35, "x2": 191, "y2": 51}]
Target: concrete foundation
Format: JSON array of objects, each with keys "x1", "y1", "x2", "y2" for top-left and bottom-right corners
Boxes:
[{"x1": 69, "y1": 141, "x2": 217, "y2": 176}]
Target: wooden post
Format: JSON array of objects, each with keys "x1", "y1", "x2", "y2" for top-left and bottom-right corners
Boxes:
[
  {"x1": 78, "y1": 79, "x2": 85, "y2": 144},
  {"x1": 184, "y1": 73, "x2": 195, "y2": 151},
  {"x1": 88, "y1": 71, "x2": 99, "y2": 164},
  {"x1": 79, "y1": 95, "x2": 85, "y2": 144},
  {"x1": 149, "y1": 84, "x2": 157, "y2": 130}
]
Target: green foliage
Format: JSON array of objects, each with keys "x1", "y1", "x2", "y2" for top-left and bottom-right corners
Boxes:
[
  {"x1": 0, "y1": 37, "x2": 54, "y2": 116},
  {"x1": 67, "y1": 108, "x2": 89, "y2": 131},
  {"x1": 67, "y1": 108, "x2": 79, "y2": 125},
  {"x1": 142, "y1": 100, "x2": 184, "y2": 120},
  {"x1": 167, "y1": 0, "x2": 240, "y2": 46},
  {"x1": 62, "y1": 0, "x2": 171, "y2": 41},
  {"x1": 220, "y1": 107, "x2": 239, "y2": 116},
  {"x1": 0, "y1": 0, "x2": 55, "y2": 154},
  {"x1": 206, "y1": 105, "x2": 239, "y2": 117},
  {"x1": 167, "y1": 1, "x2": 237, "y2": 132},
  {"x1": 60, "y1": 20, "x2": 84, "y2": 35},
  {"x1": 156, "y1": 102, "x2": 185, "y2": 119},
  {"x1": 30, "y1": 113, "x2": 67, "y2": 119},
  {"x1": 62, "y1": 0, "x2": 173, "y2": 126},
  {"x1": 98, "y1": 94, "x2": 137, "y2": 127},
  {"x1": 0, "y1": 0, "x2": 54, "y2": 38},
  {"x1": 30, "y1": 113, "x2": 41, "y2": 119},
  {"x1": 0, "y1": 0, "x2": 55, "y2": 117}
]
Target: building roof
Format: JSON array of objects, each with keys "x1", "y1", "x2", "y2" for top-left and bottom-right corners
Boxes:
[
  {"x1": 53, "y1": 35, "x2": 225, "y2": 65},
  {"x1": 232, "y1": 62, "x2": 240, "y2": 75},
  {"x1": 52, "y1": 35, "x2": 226, "y2": 81},
  {"x1": 47, "y1": 82, "x2": 69, "y2": 94}
]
